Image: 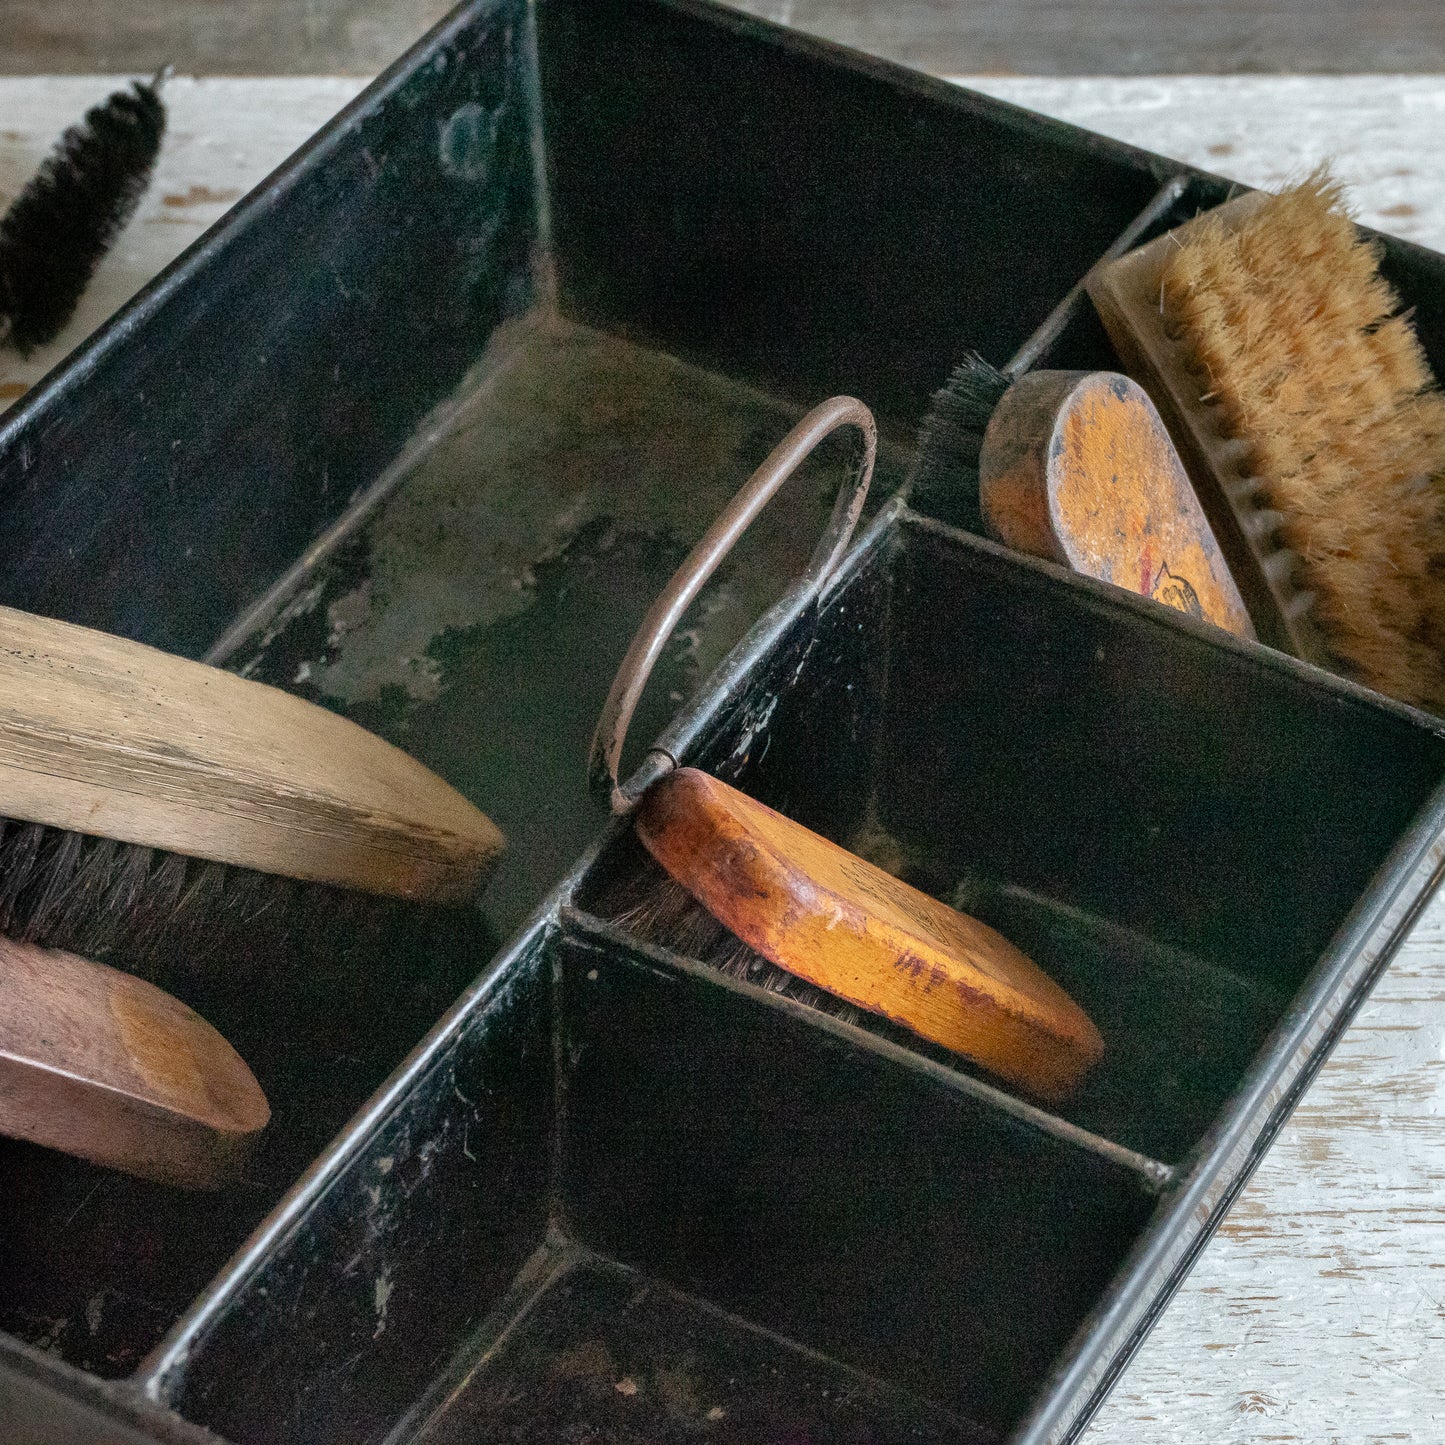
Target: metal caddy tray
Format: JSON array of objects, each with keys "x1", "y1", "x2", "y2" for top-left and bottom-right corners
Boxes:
[{"x1": 4, "y1": 2, "x2": 1445, "y2": 1442}]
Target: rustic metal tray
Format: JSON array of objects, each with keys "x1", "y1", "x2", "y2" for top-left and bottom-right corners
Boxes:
[{"x1": 4, "y1": 1, "x2": 1445, "y2": 1442}]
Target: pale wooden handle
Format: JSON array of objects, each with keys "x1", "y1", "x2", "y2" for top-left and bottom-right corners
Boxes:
[{"x1": 0, "y1": 606, "x2": 503, "y2": 901}]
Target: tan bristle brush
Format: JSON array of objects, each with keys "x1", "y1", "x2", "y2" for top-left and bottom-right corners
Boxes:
[
  {"x1": 1087, "y1": 169, "x2": 1445, "y2": 708},
  {"x1": 0, "y1": 603, "x2": 504, "y2": 979},
  {"x1": 590, "y1": 397, "x2": 1104, "y2": 1103}
]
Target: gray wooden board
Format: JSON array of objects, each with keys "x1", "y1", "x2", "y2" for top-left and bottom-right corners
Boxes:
[
  {"x1": 0, "y1": 74, "x2": 1443, "y2": 1443},
  {"x1": 727, "y1": 0, "x2": 1445, "y2": 76},
  {"x1": 8, "y1": 0, "x2": 1445, "y2": 76}
]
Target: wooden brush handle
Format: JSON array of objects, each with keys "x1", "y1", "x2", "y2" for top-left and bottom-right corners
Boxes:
[
  {"x1": 637, "y1": 769, "x2": 1104, "y2": 1102},
  {"x1": 0, "y1": 606, "x2": 503, "y2": 902},
  {"x1": 979, "y1": 370, "x2": 1255, "y2": 638},
  {"x1": 0, "y1": 936, "x2": 269, "y2": 1188}
]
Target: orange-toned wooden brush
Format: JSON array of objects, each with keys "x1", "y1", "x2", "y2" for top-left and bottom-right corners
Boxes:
[
  {"x1": 980, "y1": 369, "x2": 1254, "y2": 637},
  {"x1": 912, "y1": 354, "x2": 1253, "y2": 635},
  {"x1": 632, "y1": 768, "x2": 1104, "y2": 1100},
  {"x1": 590, "y1": 398, "x2": 1104, "y2": 1102}
]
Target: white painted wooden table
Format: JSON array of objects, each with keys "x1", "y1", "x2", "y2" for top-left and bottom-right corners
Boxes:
[{"x1": 3, "y1": 72, "x2": 1444, "y2": 1444}]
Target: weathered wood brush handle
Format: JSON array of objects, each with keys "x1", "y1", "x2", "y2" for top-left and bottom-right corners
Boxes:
[
  {"x1": 979, "y1": 370, "x2": 1255, "y2": 639},
  {"x1": 637, "y1": 768, "x2": 1105, "y2": 1101},
  {"x1": 1085, "y1": 200, "x2": 1333, "y2": 664},
  {"x1": 0, "y1": 936, "x2": 269, "y2": 1187},
  {"x1": 0, "y1": 605, "x2": 503, "y2": 901}
]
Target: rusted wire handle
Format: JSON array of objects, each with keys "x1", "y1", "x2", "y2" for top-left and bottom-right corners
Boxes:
[{"x1": 588, "y1": 395, "x2": 878, "y2": 813}]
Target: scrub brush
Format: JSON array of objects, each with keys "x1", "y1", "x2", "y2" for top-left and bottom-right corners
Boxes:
[
  {"x1": 1086, "y1": 169, "x2": 1445, "y2": 708},
  {"x1": 0, "y1": 70, "x2": 167, "y2": 354}
]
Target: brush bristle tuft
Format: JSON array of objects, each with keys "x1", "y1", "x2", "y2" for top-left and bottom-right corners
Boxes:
[
  {"x1": 0, "y1": 77, "x2": 166, "y2": 353},
  {"x1": 0, "y1": 815, "x2": 406, "y2": 987},
  {"x1": 605, "y1": 857, "x2": 864, "y2": 1027},
  {"x1": 908, "y1": 352, "x2": 1011, "y2": 531},
  {"x1": 1159, "y1": 167, "x2": 1445, "y2": 710}
]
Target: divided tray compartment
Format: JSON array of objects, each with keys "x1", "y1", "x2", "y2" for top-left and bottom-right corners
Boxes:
[
  {"x1": 4, "y1": 0, "x2": 1445, "y2": 1442},
  {"x1": 139, "y1": 507, "x2": 1445, "y2": 1445}
]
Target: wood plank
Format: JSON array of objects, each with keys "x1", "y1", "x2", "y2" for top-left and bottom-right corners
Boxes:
[
  {"x1": 0, "y1": 0, "x2": 451, "y2": 77},
  {"x1": 732, "y1": 0, "x2": 1445, "y2": 76}
]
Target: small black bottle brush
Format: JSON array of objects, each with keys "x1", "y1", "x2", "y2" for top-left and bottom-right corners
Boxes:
[{"x1": 0, "y1": 72, "x2": 167, "y2": 355}]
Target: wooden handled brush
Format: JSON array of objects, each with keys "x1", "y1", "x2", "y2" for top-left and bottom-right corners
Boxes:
[
  {"x1": 0, "y1": 604, "x2": 503, "y2": 974},
  {"x1": 979, "y1": 369, "x2": 1254, "y2": 637},
  {"x1": 636, "y1": 768, "x2": 1104, "y2": 1100},
  {"x1": 1086, "y1": 171, "x2": 1445, "y2": 709},
  {"x1": 0, "y1": 934, "x2": 269, "y2": 1188},
  {"x1": 913, "y1": 356, "x2": 1252, "y2": 635},
  {"x1": 591, "y1": 398, "x2": 1104, "y2": 1102}
]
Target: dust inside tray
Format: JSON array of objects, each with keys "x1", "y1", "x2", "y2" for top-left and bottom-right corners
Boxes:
[
  {"x1": 0, "y1": 314, "x2": 909, "y2": 1381},
  {"x1": 229, "y1": 310, "x2": 906, "y2": 944},
  {"x1": 401, "y1": 1245, "x2": 989, "y2": 1445}
]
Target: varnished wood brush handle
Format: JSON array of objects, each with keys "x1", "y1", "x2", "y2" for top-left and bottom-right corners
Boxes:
[
  {"x1": 979, "y1": 370, "x2": 1255, "y2": 638},
  {"x1": 636, "y1": 769, "x2": 1104, "y2": 1101},
  {"x1": 0, "y1": 936, "x2": 270, "y2": 1188}
]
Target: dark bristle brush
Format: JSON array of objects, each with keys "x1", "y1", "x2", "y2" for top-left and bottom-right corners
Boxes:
[
  {"x1": 908, "y1": 354, "x2": 1252, "y2": 635},
  {"x1": 587, "y1": 398, "x2": 1104, "y2": 1104},
  {"x1": 0, "y1": 68, "x2": 168, "y2": 355},
  {"x1": 0, "y1": 603, "x2": 504, "y2": 986}
]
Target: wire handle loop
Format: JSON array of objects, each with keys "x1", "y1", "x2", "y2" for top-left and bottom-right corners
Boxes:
[{"x1": 588, "y1": 395, "x2": 878, "y2": 813}]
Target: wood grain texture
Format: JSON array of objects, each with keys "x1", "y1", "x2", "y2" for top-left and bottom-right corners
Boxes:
[
  {"x1": 1084, "y1": 196, "x2": 1328, "y2": 661},
  {"x1": 979, "y1": 370, "x2": 1254, "y2": 638},
  {"x1": 0, "y1": 934, "x2": 269, "y2": 1187},
  {"x1": 9, "y1": 0, "x2": 1445, "y2": 77},
  {"x1": 0, "y1": 604, "x2": 503, "y2": 900},
  {"x1": 636, "y1": 768, "x2": 1105, "y2": 1100},
  {"x1": 0, "y1": 1, "x2": 453, "y2": 76},
  {"x1": 729, "y1": 1, "x2": 1445, "y2": 76}
]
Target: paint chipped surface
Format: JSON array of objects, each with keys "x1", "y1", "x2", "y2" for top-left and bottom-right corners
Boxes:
[
  {"x1": 373, "y1": 1270, "x2": 394, "y2": 1339},
  {"x1": 235, "y1": 314, "x2": 903, "y2": 938}
]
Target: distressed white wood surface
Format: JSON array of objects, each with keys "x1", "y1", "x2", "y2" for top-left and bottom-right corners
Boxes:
[
  {"x1": 2, "y1": 72, "x2": 1445, "y2": 1442},
  {"x1": 949, "y1": 74, "x2": 1445, "y2": 1445},
  {"x1": 0, "y1": 78, "x2": 366, "y2": 405},
  {"x1": 952, "y1": 75, "x2": 1445, "y2": 251}
]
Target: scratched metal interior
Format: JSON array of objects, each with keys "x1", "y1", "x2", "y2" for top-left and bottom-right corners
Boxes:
[{"x1": 6, "y1": 1, "x2": 1445, "y2": 1443}]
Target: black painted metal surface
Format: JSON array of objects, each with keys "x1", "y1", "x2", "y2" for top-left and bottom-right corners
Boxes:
[{"x1": 3, "y1": 1, "x2": 1445, "y2": 1443}]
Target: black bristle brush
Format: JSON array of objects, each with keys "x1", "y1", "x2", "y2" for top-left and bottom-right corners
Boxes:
[
  {"x1": 904, "y1": 352, "x2": 1011, "y2": 533},
  {"x1": 0, "y1": 603, "x2": 504, "y2": 991},
  {"x1": 904, "y1": 351, "x2": 1254, "y2": 635},
  {"x1": 602, "y1": 848, "x2": 869, "y2": 1030},
  {"x1": 0, "y1": 70, "x2": 167, "y2": 355}
]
